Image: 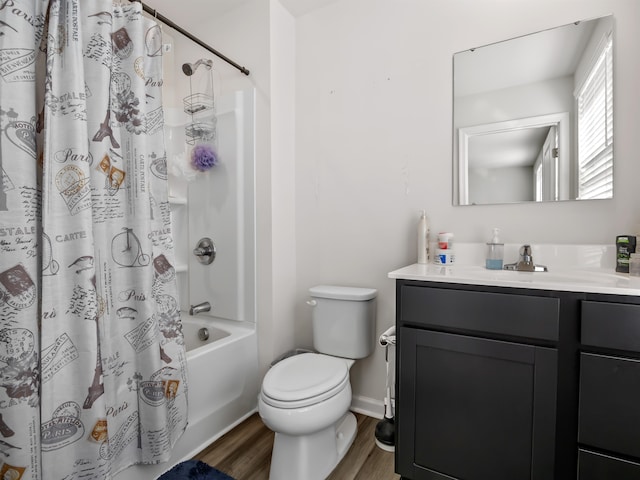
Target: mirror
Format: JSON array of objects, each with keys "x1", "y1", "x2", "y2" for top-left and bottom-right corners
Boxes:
[{"x1": 453, "y1": 15, "x2": 614, "y2": 205}]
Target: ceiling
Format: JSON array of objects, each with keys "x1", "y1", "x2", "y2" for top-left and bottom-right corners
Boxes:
[
  {"x1": 454, "y1": 19, "x2": 596, "y2": 98},
  {"x1": 144, "y1": 0, "x2": 341, "y2": 23},
  {"x1": 469, "y1": 126, "x2": 552, "y2": 170},
  {"x1": 144, "y1": 0, "x2": 251, "y2": 21},
  {"x1": 278, "y1": 0, "x2": 342, "y2": 17}
]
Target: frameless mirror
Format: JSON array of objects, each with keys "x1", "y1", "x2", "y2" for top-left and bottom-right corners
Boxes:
[{"x1": 453, "y1": 15, "x2": 614, "y2": 205}]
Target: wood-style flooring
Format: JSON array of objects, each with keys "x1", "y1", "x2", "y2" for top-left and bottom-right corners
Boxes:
[{"x1": 194, "y1": 412, "x2": 400, "y2": 480}]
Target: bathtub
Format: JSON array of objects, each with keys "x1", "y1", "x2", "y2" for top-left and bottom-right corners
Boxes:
[{"x1": 115, "y1": 315, "x2": 259, "y2": 480}]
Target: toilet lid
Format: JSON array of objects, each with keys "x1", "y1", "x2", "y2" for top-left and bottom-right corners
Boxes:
[{"x1": 262, "y1": 353, "x2": 349, "y2": 408}]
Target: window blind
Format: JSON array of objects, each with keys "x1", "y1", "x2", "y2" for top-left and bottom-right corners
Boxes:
[{"x1": 577, "y1": 34, "x2": 613, "y2": 200}]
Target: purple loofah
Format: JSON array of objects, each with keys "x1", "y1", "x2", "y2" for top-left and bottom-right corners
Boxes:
[{"x1": 191, "y1": 143, "x2": 218, "y2": 171}]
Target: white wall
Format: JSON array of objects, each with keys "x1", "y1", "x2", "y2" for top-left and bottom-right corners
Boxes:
[
  {"x1": 294, "y1": 0, "x2": 640, "y2": 403},
  {"x1": 455, "y1": 76, "x2": 575, "y2": 129},
  {"x1": 469, "y1": 166, "x2": 534, "y2": 205},
  {"x1": 269, "y1": 2, "x2": 298, "y2": 365},
  {"x1": 149, "y1": 0, "x2": 640, "y2": 413}
]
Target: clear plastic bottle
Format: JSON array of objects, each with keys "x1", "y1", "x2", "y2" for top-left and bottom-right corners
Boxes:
[
  {"x1": 486, "y1": 228, "x2": 504, "y2": 270},
  {"x1": 418, "y1": 210, "x2": 429, "y2": 264}
]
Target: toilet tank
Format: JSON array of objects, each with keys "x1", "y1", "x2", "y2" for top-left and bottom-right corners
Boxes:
[{"x1": 309, "y1": 285, "x2": 377, "y2": 359}]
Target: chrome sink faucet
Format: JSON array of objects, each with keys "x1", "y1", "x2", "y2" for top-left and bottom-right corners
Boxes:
[{"x1": 504, "y1": 245, "x2": 548, "y2": 272}]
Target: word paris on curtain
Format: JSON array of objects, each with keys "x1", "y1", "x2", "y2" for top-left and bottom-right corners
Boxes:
[{"x1": 0, "y1": 1, "x2": 188, "y2": 479}]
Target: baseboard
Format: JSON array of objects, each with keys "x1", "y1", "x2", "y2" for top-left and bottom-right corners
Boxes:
[{"x1": 350, "y1": 395, "x2": 384, "y2": 419}]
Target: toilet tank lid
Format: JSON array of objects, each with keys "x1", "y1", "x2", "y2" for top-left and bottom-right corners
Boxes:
[{"x1": 309, "y1": 285, "x2": 377, "y2": 301}]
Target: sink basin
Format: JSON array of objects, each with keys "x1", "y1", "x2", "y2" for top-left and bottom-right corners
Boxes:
[
  {"x1": 540, "y1": 270, "x2": 622, "y2": 284},
  {"x1": 448, "y1": 266, "x2": 624, "y2": 285}
]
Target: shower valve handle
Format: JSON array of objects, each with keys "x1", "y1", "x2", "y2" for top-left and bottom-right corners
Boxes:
[
  {"x1": 194, "y1": 246, "x2": 213, "y2": 256},
  {"x1": 193, "y1": 237, "x2": 216, "y2": 265}
]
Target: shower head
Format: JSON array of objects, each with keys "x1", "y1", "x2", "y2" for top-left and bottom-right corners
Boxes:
[{"x1": 182, "y1": 59, "x2": 213, "y2": 76}]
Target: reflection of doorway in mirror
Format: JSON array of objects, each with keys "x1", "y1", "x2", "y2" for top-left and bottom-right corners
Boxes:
[
  {"x1": 534, "y1": 125, "x2": 559, "y2": 202},
  {"x1": 459, "y1": 113, "x2": 569, "y2": 205},
  {"x1": 535, "y1": 163, "x2": 542, "y2": 202}
]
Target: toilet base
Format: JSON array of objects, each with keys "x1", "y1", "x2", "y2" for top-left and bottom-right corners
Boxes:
[{"x1": 269, "y1": 411, "x2": 357, "y2": 480}]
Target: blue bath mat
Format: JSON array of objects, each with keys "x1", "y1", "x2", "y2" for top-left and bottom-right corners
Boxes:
[{"x1": 158, "y1": 460, "x2": 235, "y2": 480}]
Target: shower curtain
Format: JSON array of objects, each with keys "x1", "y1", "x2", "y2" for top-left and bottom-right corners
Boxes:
[{"x1": 0, "y1": 1, "x2": 188, "y2": 479}]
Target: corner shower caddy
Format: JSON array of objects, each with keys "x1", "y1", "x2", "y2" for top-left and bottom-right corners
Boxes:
[{"x1": 182, "y1": 59, "x2": 217, "y2": 146}]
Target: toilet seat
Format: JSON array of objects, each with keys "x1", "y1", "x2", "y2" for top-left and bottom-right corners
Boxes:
[{"x1": 261, "y1": 353, "x2": 349, "y2": 409}]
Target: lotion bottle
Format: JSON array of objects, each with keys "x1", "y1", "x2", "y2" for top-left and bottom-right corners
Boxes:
[
  {"x1": 418, "y1": 210, "x2": 429, "y2": 264},
  {"x1": 485, "y1": 227, "x2": 504, "y2": 270}
]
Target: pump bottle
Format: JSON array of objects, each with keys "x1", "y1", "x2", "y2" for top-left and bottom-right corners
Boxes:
[{"x1": 486, "y1": 227, "x2": 504, "y2": 270}]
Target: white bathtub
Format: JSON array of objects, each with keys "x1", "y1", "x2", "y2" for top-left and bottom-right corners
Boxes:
[
  {"x1": 182, "y1": 316, "x2": 231, "y2": 351},
  {"x1": 115, "y1": 315, "x2": 259, "y2": 480}
]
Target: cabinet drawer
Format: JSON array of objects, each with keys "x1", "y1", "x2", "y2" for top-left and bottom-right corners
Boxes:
[
  {"x1": 581, "y1": 301, "x2": 640, "y2": 352},
  {"x1": 578, "y1": 449, "x2": 640, "y2": 480},
  {"x1": 579, "y1": 353, "x2": 640, "y2": 458},
  {"x1": 400, "y1": 285, "x2": 559, "y2": 341}
]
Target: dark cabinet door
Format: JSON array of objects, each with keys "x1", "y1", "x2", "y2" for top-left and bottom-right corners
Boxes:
[{"x1": 397, "y1": 327, "x2": 558, "y2": 480}]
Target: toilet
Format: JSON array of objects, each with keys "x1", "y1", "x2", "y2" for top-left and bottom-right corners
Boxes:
[{"x1": 258, "y1": 285, "x2": 377, "y2": 480}]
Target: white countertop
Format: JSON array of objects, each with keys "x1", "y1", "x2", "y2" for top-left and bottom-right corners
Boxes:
[{"x1": 389, "y1": 263, "x2": 640, "y2": 296}]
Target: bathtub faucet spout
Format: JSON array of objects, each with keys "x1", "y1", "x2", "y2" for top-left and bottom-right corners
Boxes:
[{"x1": 189, "y1": 301, "x2": 211, "y2": 315}]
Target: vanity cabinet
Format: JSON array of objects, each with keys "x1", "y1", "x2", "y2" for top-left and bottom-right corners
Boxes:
[
  {"x1": 395, "y1": 280, "x2": 581, "y2": 480},
  {"x1": 578, "y1": 298, "x2": 640, "y2": 479}
]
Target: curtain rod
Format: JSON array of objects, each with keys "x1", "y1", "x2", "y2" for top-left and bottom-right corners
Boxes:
[{"x1": 136, "y1": 1, "x2": 250, "y2": 76}]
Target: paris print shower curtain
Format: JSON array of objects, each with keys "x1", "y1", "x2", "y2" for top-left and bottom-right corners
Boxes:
[{"x1": 0, "y1": 1, "x2": 188, "y2": 478}]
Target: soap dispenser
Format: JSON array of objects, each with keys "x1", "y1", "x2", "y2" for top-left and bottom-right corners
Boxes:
[{"x1": 486, "y1": 228, "x2": 504, "y2": 270}]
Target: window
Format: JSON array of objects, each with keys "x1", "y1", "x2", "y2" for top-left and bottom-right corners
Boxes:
[{"x1": 576, "y1": 33, "x2": 613, "y2": 199}]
